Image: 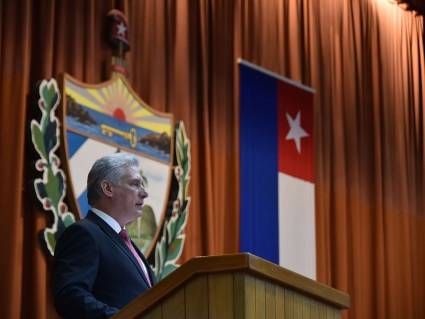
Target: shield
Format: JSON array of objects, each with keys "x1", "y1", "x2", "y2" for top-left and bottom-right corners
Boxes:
[{"x1": 59, "y1": 74, "x2": 174, "y2": 256}]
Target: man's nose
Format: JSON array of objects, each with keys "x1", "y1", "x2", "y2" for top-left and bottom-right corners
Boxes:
[{"x1": 139, "y1": 188, "x2": 148, "y2": 199}]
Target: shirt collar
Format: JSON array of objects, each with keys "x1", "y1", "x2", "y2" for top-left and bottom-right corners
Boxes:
[{"x1": 90, "y1": 207, "x2": 122, "y2": 234}]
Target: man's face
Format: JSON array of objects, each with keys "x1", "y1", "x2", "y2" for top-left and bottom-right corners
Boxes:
[{"x1": 113, "y1": 166, "x2": 148, "y2": 224}]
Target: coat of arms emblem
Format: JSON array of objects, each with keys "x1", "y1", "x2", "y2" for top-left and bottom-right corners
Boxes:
[{"x1": 30, "y1": 10, "x2": 190, "y2": 280}]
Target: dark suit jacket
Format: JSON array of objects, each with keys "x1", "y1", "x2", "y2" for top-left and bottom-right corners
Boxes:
[{"x1": 54, "y1": 211, "x2": 156, "y2": 319}]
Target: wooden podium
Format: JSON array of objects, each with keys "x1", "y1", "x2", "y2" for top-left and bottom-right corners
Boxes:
[{"x1": 114, "y1": 253, "x2": 350, "y2": 319}]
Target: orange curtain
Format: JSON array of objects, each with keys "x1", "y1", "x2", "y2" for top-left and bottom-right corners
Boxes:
[
  {"x1": 0, "y1": 0, "x2": 424, "y2": 318},
  {"x1": 0, "y1": 1, "x2": 122, "y2": 318}
]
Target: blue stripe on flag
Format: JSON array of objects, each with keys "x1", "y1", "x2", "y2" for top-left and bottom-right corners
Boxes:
[
  {"x1": 239, "y1": 63, "x2": 279, "y2": 264},
  {"x1": 67, "y1": 131, "x2": 88, "y2": 158},
  {"x1": 77, "y1": 190, "x2": 90, "y2": 218}
]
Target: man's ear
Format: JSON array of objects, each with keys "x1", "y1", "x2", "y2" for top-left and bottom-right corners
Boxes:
[{"x1": 100, "y1": 180, "x2": 114, "y2": 198}]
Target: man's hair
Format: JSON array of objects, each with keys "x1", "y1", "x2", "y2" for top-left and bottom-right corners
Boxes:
[{"x1": 87, "y1": 152, "x2": 139, "y2": 206}]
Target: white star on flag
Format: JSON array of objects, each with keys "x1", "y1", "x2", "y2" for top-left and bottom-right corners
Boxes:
[
  {"x1": 117, "y1": 22, "x2": 127, "y2": 36},
  {"x1": 285, "y1": 111, "x2": 309, "y2": 154}
]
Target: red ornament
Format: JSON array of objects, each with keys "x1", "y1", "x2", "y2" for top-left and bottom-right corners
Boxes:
[
  {"x1": 35, "y1": 160, "x2": 46, "y2": 171},
  {"x1": 43, "y1": 198, "x2": 51, "y2": 209}
]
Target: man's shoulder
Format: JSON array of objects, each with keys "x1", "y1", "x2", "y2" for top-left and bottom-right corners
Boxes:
[
  {"x1": 67, "y1": 214, "x2": 96, "y2": 229},
  {"x1": 57, "y1": 214, "x2": 101, "y2": 242},
  {"x1": 55, "y1": 213, "x2": 114, "y2": 256}
]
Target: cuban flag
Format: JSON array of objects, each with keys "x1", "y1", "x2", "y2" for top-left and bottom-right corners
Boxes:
[{"x1": 239, "y1": 60, "x2": 316, "y2": 279}]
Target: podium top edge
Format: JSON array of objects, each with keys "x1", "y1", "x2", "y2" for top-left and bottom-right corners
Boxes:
[{"x1": 187, "y1": 253, "x2": 350, "y2": 308}]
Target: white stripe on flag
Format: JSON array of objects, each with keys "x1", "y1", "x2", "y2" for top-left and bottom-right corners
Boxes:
[
  {"x1": 69, "y1": 139, "x2": 117, "y2": 198},
  {"x1": 278, "y1": 172, "x2": 316, "y2": 279}
]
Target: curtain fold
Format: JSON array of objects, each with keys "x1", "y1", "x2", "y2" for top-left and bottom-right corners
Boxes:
[
  {"x1": 0, "y1": 0, "x2": 424, "y2": 318},
  {"x1": 0, "y1": 0, "x2": 31, "y2": 318}
]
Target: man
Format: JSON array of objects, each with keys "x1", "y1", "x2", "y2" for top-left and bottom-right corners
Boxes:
[{"x1": 54, "y1": 152, "x2": 156, "y2": 318}]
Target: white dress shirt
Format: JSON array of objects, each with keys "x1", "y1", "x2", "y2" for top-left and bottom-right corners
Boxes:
[{"x1": 91, "y1": 207, "x2": 122, "y2": 234}]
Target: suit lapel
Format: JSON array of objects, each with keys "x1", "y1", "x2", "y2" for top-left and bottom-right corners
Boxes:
[{"x1": 86, "y1": 211, "x2": 152, "y2": 287}]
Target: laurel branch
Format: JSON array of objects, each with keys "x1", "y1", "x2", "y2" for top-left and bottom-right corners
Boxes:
[
  {"x1": 153, "y1": 122, "x2": 191, "y2": 280},
  {"x1": 30, "y1": 79, "x2": 75, "y2": 256}
]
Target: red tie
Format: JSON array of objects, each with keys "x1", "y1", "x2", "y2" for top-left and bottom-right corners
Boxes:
[{"x1": 119, "y1": 229, "x2": 152, "y2": 287}]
